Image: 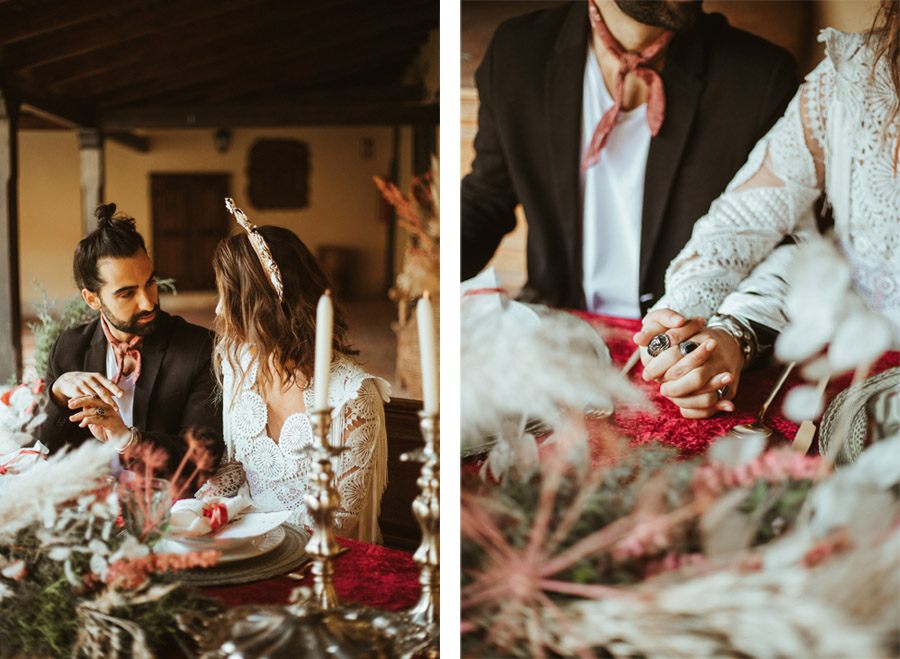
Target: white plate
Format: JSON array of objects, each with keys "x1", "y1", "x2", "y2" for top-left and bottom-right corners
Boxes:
[
  {"x1": 167, "y1": 510, "x2": 293, "y2": 549},
  {"x1": 157, "y1": 525, "x2": 286, "y2": 563}
]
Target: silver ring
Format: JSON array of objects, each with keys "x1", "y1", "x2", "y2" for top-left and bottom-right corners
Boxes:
[
  {"x1": 647, "y1": 333, "x2": 671, "y2": 358},
  {"x1": 716, "y1": 385, "x2": 729, "y2": 401},
  {"x1": 679, "y1": 340, "x2": 699, "y2": 357},
  {"x1": 95, "y1": 407, "x2": 106, "y2": 417}
]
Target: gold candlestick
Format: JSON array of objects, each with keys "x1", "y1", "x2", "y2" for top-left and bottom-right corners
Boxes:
[
  {"x1": 406, "y1": 410, "x2": 440, "y2": 627},
  {"x1": 304, "y1": 407, "x2": 343, "y2": 610}
]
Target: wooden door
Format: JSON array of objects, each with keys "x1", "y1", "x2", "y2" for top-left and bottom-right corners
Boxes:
[{"x1": 151, "y1": 174, "x2": 230, "y2": 291}]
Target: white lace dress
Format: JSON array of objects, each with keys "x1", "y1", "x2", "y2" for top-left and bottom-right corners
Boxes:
[
  {"x1": 199, "y1": 349, "x2": 391, "y2": 544},
  {"x1": 657, "y1": 29, "x2": 900, "y2": 337}
]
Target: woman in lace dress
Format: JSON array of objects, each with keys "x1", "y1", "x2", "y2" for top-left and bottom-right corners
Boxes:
[
  {"x1": 636, "y1": 4, "x2": 899, "y2": 418},
  {"x1": 200, "y1": 224, "x2": 390, "y2": 543}
]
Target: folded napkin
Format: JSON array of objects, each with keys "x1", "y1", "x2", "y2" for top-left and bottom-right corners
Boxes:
[
  {"x1": 169, "y1": 494, "x2": 250, "y2": 537},
  {"x1": 0, "y1": 441, "x2": 48, "y2": 476}
]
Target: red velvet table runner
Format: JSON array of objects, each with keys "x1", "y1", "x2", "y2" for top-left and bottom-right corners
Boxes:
[
  {"x1": 201, "y1": 538, "x2": 420, "y2": 610},
  {"x1": 576, "y1": 312, "x2": 899, "y2": 457}
]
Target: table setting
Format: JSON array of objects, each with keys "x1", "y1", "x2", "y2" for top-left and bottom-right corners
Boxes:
[
  {"x1": 0, "y1": 290, "x2": 441, "y2": 658},
  {"x1": 460, "y1": 265, "x2": 900, "y2": 658}
]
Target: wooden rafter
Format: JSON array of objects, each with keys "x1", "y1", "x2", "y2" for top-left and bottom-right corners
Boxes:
[
  {"x1": 99, "y1": 100, "x2": 438, "y2": 129},
  {"x1": 31, "y1": 0, "x2": 357, "y2": 90},
  {"x1": 5, "y1": 0, "x2": 262, "y2": 70},
  {"x1": 95, "y1": 27, "x2": 430, "y2": 108},
  {"x1": 0, "y1": 0, "x2": 147, "y2": 45}
]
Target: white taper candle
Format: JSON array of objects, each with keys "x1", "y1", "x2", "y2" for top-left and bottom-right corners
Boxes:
[
  {"x1": 417, "y1": 290, "x2": 439, "y2": 414},
  {"x1": 314, "y1": 290, "x2": 334, "y2": 410}
]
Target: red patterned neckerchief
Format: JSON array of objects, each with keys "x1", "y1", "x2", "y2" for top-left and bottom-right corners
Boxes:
[
  {"x1": 582, "y1": 2, "x2": 673, "y2": 170},
  {"x1": 100, "y1": 315, "x2": 143, "y2": 384}
]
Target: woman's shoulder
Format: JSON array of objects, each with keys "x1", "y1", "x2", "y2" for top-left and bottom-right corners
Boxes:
[
  {"x1": 327, "y1": 353, "x2": 391, "y2": 408},
  {"x1": 815, "y1": 28, "x2": 874, "y2": 84}
]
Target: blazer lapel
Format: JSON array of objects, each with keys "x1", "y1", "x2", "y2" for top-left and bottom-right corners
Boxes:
[
  {"x1": 132, "y1": 312, "x2": 171, "y2": 430},
  {"x1": 84, "y1": 319, "x2": 107, "y2": 374},
  {"x1": 545, "y1": 3, "x2": 589, "y2": 306},
  {"x1": 639, "y1": 28, "x2": 706, "y2": 293}
]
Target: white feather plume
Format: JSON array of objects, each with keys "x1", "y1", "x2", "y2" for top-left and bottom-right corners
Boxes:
[
  {"x1": 461, "y1": 294, "x2": 646, "y2": 446},
  {"x1": 0, "y1": 441, "x2": 116, "y2": 543}
]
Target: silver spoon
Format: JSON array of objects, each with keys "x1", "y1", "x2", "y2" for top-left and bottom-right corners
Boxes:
[{"x1": 731, "y1": 362, "x2": 796, "y2": 439}]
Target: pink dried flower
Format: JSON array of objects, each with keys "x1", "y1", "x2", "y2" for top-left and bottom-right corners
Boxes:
[
  {"x1": 105, "y1": 550, "x2": 220, "y2": 589},
  {"x1": 612, "y1": 518, "x2": 672, "y2": 560},
  {"x1": 804, "y1": 532, "x2": 854, "y2": 567},
  {"x1": 644, "y1": 552, "x2": 706, "y2": 578},
  {"x1": 693, "y1": 449, "x2": 826, "y2": 498}
]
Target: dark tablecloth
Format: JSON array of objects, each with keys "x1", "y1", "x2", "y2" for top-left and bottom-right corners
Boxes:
[{"x1": 201, "y1": 538, "x2": 421, "y2": 610}]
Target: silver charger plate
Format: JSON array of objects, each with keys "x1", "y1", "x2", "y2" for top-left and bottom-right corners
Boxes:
[
  {"x1": 160, "y1": 523, "x2": 310, "y2": 587},
  {"x1": 819, "y1": 367, "x2": 899, "y2": 464}
]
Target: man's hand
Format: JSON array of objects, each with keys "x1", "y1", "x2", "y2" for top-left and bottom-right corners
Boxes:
[
  {"x1": 634, "y1": 309, "x2": 707, "y2": 369},
  {"x1": 52, "y1": 372, "x2": 124, "y2": 408},
  {"x1": 67, "y1": 395, "x2": 130, "y2": 444},
  {"x1": 654, "y1": 327, "x2": 746, "y2": 419}
]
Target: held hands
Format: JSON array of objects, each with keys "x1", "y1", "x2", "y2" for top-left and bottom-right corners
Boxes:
[
  {"x1": 67, "y1": 394, "x2": 130, "y2": 444},
  {"x1": 52, "y1": 371, "x2": 124, "y2": 408},
  {"x1": 53, "y1": 372, "x2": 130, "y2": 444},
  {"x1": 634, "y1": 309, "x2": 746, "y2": 419}
]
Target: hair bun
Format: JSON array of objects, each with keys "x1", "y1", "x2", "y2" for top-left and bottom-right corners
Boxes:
[{"x1": 94, "y1": 203, "x2": 117, "y2": 228}]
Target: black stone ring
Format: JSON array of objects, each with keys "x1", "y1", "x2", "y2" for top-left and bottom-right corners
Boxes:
[
  {"x1": 647, "y1": 333, "x2": 671, "y2": 358},
  {"x1": 95, "y1": 407, "x2": 106, "y2": 417},
  {"x1": 679, "y1": 340, "x2": 699, "y2": 357},
  {"x1": 717, "y1": 385, "x2": 729, "y2": 401}
]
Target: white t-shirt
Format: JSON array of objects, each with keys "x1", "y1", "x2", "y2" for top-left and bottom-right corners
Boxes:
[
  {"x1": 106, "y1": 344, "x2": 136, "y2": 428},
  {"x1": 580, "y1": 49, "x2": 651, "y2": 319}
]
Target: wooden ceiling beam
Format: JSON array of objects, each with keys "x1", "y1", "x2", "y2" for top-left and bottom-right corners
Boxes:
[
  {"x1": 202, "y1": 47, "x2": 425, "y2": 105},
  {"x1": 0, "y1": 0, "x2": 146, "y2": 45},
  {"x1": 16, "y1": 102, "x2": 149, "y2": 153},
  {"x1": 95, "y1": 21, "x2": 434, "y2": 108},
  {"x1": 80, "y1": 3, "x2": 436, "y2": 105},
  {"x1": 99, "y1": 100, "x2": 438, "y2": 129},
  {"x1": 32, "y1": 0, "x2": 354, "y2": 90},
  {"x1": 6, "y1": 0, "x2": 262, "y2": 71},
  {"x1": 47, "y1": 3, "x2": 359, "y2": 97}
]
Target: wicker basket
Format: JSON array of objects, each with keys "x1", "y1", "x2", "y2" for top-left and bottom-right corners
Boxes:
[{"x1": 394, "y1": 295, "x2": 440, "y2": 399}]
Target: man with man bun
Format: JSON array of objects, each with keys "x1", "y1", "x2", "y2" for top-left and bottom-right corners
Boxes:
[{"x1": 38, "y1": 203, "x2": 223, "y2": 473}]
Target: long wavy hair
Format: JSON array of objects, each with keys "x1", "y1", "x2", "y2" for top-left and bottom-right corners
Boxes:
[
  {"x1": 213, "y1": 226, "x2": 356, "y2": 396},
  {"x1": 867, "y1": 0, "x2": 900, "y2": 125}
]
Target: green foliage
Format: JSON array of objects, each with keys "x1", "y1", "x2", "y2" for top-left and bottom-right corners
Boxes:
[
  {"x1": 464, "y1": 444, "x2": 818, "y2": 594},
  {"x1": 27, "y1": 279, "x2": 177, "y2": 378},
  {"x1": 28, "y1": 285, "x2": 98, "y2": 378},
  {"x1": 0, "y1": 526, "x2": 220, "y2": 657}
]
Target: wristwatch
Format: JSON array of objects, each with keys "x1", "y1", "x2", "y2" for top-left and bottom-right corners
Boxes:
[{"x1": 706, "y1": 314, "x2": 758, "y2": 367}]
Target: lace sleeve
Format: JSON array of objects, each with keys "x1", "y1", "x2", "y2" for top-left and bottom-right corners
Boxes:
[
  {"x1": 330, "y1": 379, "x2": 388, "y2": 535},
  {"x1": 196, "y1": 460, "x2": 247, "y2": 499},
  {"x1": 656, "y1": 59, "x2": 835, "y2": 319}
]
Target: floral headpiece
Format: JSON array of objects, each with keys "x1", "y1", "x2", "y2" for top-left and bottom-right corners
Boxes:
[{"x1": 224, "y1": 198, "x2": 284, "y2": 301}]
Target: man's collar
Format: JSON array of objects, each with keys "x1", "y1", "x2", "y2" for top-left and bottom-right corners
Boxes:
[
  {"x1": 559, "y1": 3, "x2": 710, "y2": 82},
  {"x1": 554, "y1": 2, "x2": 591, "y2": 54},
  {"x1": 90, "y1": 310, "x2": 172, "y2": 351}
]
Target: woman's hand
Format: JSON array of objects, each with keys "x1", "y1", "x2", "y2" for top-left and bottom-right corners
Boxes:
[
  {"x1": 653, "y1": 328, "x2": 746, "y2": 419},
  {"x1": 634, "y1": 309, "x2": 707, "y2": 368}
]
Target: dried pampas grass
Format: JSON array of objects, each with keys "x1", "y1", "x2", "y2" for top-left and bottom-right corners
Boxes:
[
  {"x1": 559, "y1": 555, "x2": 890, "y2": 659},
  {"x1": 0, "y1": 441, "x2": 116, "y2": 543},
  {"x1": 461, "y1": 304, "x2": 646, "y2": 446},
  {"x1": 554, "y1": 436, "x2": 900, "y2": 659}
]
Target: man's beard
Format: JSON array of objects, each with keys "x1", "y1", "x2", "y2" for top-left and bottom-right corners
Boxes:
[
  {"x1": 614, "y1": 0, "x2": 702, "y2": 31},
  {"x1": 101, "y1": 302, "x2": 160, "y2": 336}
]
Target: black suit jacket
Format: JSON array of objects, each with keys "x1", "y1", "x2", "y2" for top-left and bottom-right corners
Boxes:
[
  {"x1": 38, "y1": 311, "x2": 224, "y2": 472},
  {"x1": 461, "y1": 3, "x2": 798, "y2": 314}
]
